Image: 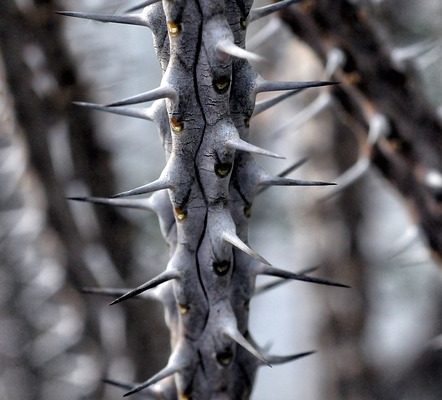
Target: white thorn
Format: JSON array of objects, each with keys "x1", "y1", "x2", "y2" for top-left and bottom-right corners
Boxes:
[
  {"x1": 73, "y1": 101, "x2": 153, "y2": 121},
  {"x1": 106, "y1": 87, "x2": 177, "y2": 107},
  {"x1": 225, "y1": 137, "x2": 284, "y2": 159},
  {"x1": 57, "y1": 11, "x2": 146, "y2": 27},
  {"x1": 217, "y1": 39, "x2": 265, "y2": 63},
  {"x1": 224, "y1": 325, "x2": 270, "y2": 366},
  {"x1": 222, "y1": 231, "x2": 271, "y2": 266},
  {"x1": 110, "y1": 270, "x2": 180, "y2": 305},
  {"x1": 112, "y1": 178, "x2": 171, "y2": 198}
]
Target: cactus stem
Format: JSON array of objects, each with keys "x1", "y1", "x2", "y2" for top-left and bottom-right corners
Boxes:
[
  {"x1": 265, "y1": 350, "x2": 316, "y2": 365},
  {"x1": 123, "y1": 363, "x2": 184, "y2": 397}
]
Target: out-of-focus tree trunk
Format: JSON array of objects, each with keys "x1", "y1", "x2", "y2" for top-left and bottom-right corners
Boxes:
[
  {"x1": 0, "y1": 0, "x2": 132, "y2": 275},
  {"x1": 281, "y1": 0, "x2": 442, "y2": 261},
  {"x1": 0, "y1": 48, "x2": 105, "y2": 400},
  {"x1": 315, "y1": 117, "x2": 380, "y2": 400},
  {"x1": 0, "y1": 1, "x2": 168, "y2": 398},
  {"x1": 276, "y1": 2, "x2": 442, "y2": 399}
]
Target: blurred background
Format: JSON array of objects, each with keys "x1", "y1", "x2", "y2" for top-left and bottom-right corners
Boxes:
[{"x1": 0, "y1": 1, "x2": 441, "y2": 399}]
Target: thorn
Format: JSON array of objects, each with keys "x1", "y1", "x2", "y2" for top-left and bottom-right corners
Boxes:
[
  {"x1": 123, "y1": 364, "x2": 182, "y2": 397},
  {"x1": 103, "y1": 378, "x2": 133, "y2": 391},
  {"x1": 224, "y1": 326, "x2": 271, "y2": 367},
  {"x1": 253, "y1": 89, "x2": 304, "y2": 116},
  {"x1": 296, "y1": 265, "x2": 321, "y2": 275},
  {"x1": 256, "y1": 158, "x2": 309, "y2": 195},
  {"x1": 254, "y1": 265, "x2": 320, "y2": 296},
  {"x1": 110, "y1": 270, "x2": 180, "y2": 305},
  {"x1": 217, "y1": 39, "x2": 265, "y2": 63},
  {"x1": 56, "y1": 11, "x2": 146, "y2": 27},
  {"x1": 225, "y1": 137, "x2": 285, "y2": 159},
  {"x1": 125, "y1": 0, "x2": 161, "y2": 13},
  {"x1": 260, "y1": 266, "x2": 350, "y2": 288},
  {"x1": 249, "y1": 0, "x2": 302, "y2": 23},
  {"x1": 256, "y1": 80, "x2": 338, "y2": 94},
  {"x1": 106, "y1": 87, "x2": 177, "y2": 107},
  {"x1": 259, "y1": 177, "x2": 336, "y2": 187},
  {"x1": 277, "y1": 158, "x2": 309, "y2": 177},
  {"x1": 80, "y1": 287, "x2": 132, "y2": 298},
  {"x1": 254, "y1": 279, "x2": 287, "y2": 297},
  {"x1": 111, "y1": 178, "x2": 171, "y2": 198},
  {"x1": 80, "y1": 286, "x2": 158, "y2": 302},
  {"x1": 265, "y1": 350, "x2": 316, "y2": 365},
  {"x1": 73, "y1": 101, "x2": 153, "y2": 121},
  {"x1": 67, "y1": 196, "x2": 154, "y2": 211},
  {"x1": 222, "y1": 231, "x2": 271, "y2": 266},
  {"x1": 103, "y1": 378, "x2": 161, "y2": 399}
]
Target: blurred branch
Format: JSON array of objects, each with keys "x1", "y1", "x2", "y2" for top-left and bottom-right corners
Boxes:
[
  {"x1": 0, "y1": 0, "x2": 168, "y2": 395},
  {"x1": 0, "y1": 0, "x2": 133, "y2": 276},
  {"x1": 0, "y1": 45, "x2": 105, "y2": 400},
  {"x1": 281, "y1": 0, "x2": 442, "y2": 261},
  {"x1": 317, "y1": 117, "x2": 380, "y2": 400}
]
